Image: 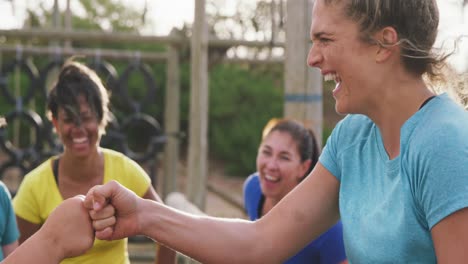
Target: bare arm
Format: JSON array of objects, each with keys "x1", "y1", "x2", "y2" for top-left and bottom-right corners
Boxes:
[
  {"x1": 15, "y1": 216, "x2": 40, "y2": 244},
  {"x1": 142, "y1": 187, "x2": 177, "y2": 264},
  {"x1": 1, "y1": 241, "x2": 18, "y2": 258},
  {"x1": 432, "y1": 207, "x2": 468, "y2": 263},
  {"x1": 2, "y1": 196, "x2": 94, "y2": 264},
  {"x1": 88, "y1": 162, "x2": 340, "y2": 264},
  {"x1": 1, "y1": 228, "x2": 62, "y2": 264}
]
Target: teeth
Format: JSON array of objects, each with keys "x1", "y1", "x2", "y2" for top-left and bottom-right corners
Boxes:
[
  {"x1": 73, "y1": 137, "x2": 87, "y2": 143},
  {"x1": 265, "y1": 175, "x2": 279, "y2": 182},
  {"x1": 324, "y1": 73, "x2": 338, "y2": 82}
]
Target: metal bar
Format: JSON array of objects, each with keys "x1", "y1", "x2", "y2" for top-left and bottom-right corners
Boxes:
[
  {"x1": 0, "y1": 29, "x2": 285, "y2": 48},
  {"x1": 209, "y1": 38, "x2": 285, "y2": 48},
  {"x1": 222, "y1": 56, "x2": 284, "y2": 64}
]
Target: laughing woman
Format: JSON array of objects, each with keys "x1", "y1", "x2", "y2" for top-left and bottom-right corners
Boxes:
[
  {"x1": 12, "y1": 60, "x2": 175, "y2": 264},
  {"x1": 244, "y1": 118, "x2": 346, "y2": 264},
  {"x1": 85, "y1": 1, "x2": 468, "y2": 263}
]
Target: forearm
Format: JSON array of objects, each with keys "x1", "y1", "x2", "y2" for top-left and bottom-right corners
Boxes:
[
  {"x1": 2, "y1": 231, "x2": 62, "y2": 263},
  {"x1": 155, "y1": 244, "x2": 177, "y2": 264},
  {"x1": 139, "y1": 199, "x2": 272, "y2": 264},
  {"x1": 1, "y1": 241, "x2": 18, "y2": 257}
]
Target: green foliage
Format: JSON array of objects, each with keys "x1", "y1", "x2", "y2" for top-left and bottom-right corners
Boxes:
[
  {"x1": 25, "y1": 0, "x2": 145, "y2": 33},
  {"x1": 4, "y1": 0, "x2": 320, "y2": 181},
  {"x1": 208, "y1": 64, "x2": 283, "y2": 176}
]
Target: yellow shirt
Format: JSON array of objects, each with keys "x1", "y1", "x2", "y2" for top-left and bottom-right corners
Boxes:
[{"x1": 13, "y1": 148, "x2": 151, "y2": 264}]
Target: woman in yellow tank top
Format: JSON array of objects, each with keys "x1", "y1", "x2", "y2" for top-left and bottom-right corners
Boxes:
[{"x1": 12, "y1": 60, "x2": 175, "y2": 264}]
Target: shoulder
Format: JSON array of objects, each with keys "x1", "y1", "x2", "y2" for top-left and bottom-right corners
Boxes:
[
  {"x1": 102, "y1": 148, "x2": 150, "y2": 195},
  {"x1": 243, "y1": 173, "x2": 260, "y2": 188},
  {"x1": 101, "y1": 148, "x2": 127, "y2": 162},
  {"x1": 102, "y1": 148, "x2": 142, "y2": 171},
  {"x1": 243, "y1": 172, "x2": 262, "y2": 197},
  {"x1": 338, "y1": 114, "x2": 374, "y2": 137},
  {"x1": 243, "y1": 173, "x2": 262, "y2": 220},
  {"x1": 0, "y1": 181, "x2": 10, "y2": 196},
  {"x1": 409, "y1": 95, "x2": 468, "y2": 154},
  {"x1": 21, "y1": 158, "x2": 54, "y2": 185},
  {"x1": 322, "y1": 114, "x2": 375, "y2": 163},
  {"x1": 0, "y1": 181, "x2": 12, "y2": 203},
  {"x1": 327, "y1": 114, "x2": 374, "y2": 145}
]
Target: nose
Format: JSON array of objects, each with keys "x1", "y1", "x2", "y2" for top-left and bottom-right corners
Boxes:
[
  {"x1": 265, "y1": 156, "x2": 279, "y2": 170},
  {"x1": 307, "y1": 43, "x2": 322, "y2": 68},
  {"x1": 71, "y1": 121, "x2": 85, "y2": 133}
]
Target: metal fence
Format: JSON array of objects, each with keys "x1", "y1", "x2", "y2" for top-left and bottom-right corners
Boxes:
[{"x1": 0, "y1": 56, "x2": 166, "y2": 195}]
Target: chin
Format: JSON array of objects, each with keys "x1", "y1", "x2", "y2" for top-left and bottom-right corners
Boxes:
[{"x1": 334, "y1": 103, "x2": 349, "y2": 115}]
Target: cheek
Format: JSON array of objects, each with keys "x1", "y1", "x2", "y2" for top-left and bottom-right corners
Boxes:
[
  {"x1": 256, "y1": 155, "x2": 265, "y2": 170},
  {"x1": 280, "y1": 163, "x2": 303, "y2": 180},
  {"x1": 85, "y1": 122, "x2": 100, "y2": 133}
]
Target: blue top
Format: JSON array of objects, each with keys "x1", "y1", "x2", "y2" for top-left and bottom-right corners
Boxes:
[
  {"x1": 243, "y1": 173, "x2": 347, "y2": 264},
  {"x1": 0, "y1": 181, "x2": 20, "y2": 260},
  {"x1": 319, "y1": 93, "x2": 468, "y2": 263}
]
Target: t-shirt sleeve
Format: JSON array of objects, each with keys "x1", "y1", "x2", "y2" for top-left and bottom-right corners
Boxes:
[
  {"x1": 318, "y1": 221, "x2": 347, "y2": 264},
  {"x1": 414, "y1": 124, "x2": 468, "y2": 229},
  {"x1": 0, "y1": 184, "x2": 20, "y2": 245},
  {"x1": 12, "y1": 174, "x2": 42, "y2": 224},
  {"x1": 117, "y1": 156, "x2": 151, "y2": 198},
  {"x1": 319, "y1": 119, "x2": 345, "y2": 181},
  {"x1": 243, "y1": 173, "x2": 260, "y2": 220}
]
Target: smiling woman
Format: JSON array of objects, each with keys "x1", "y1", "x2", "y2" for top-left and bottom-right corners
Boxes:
[
  {"x1": 243, "y1": 118, "x2": 347, "y2": 264},
  {"x1": 81, "y1": 1, "x2": 468, "y2": 263},
  {"x1": 12, "y1": 59, "x2": 176, "y2": 264}
]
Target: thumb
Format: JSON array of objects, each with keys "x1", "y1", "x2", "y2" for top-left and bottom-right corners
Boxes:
[{"x1": 84, "y1": 181, "x2": 120, "y2": 211}]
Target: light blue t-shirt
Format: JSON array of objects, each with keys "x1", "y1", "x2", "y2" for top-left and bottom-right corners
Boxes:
[
  {"x1": 319, "y1": 94, "x2": 468, "y2": 263},
  {"x1": 0, "y1": 181, "x2": 20, "y2": 260}
]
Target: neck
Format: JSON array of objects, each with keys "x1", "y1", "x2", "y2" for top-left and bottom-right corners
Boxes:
[
  {"x1": 59, "y1": 148, "x2": 103, "y2": 182},
  {"x1": 365, "y1": 76, "x2": 434, "y2": 159}
]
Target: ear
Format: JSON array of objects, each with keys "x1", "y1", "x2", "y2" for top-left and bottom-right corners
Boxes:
[
  {"x1": 51, "y1": 117, "x2": 59, "y2": 133},
  {"x1": 297, "y1": 159, "x2": 312, "y2": 181},
  {"x1": 375, "y1": 26, "x2": 399, "y2": 63}
]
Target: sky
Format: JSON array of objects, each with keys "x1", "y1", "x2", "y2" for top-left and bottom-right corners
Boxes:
[
  {"x1": 0, "y1": 0, "x2": 467, "y2": 72},
  {"x1": 0, "y1": 0, "x2": 195, "y2": 34}
]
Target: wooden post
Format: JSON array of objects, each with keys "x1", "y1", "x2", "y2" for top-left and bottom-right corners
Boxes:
[
  {"x1": 187, "y1": 0, "x2": 209, "y2": 209},
  {"x1": 162, "y1": 37, "x2": 181, "y2": 198},
  {"x1": 284, "y1": 0, "x2": 323, "y2": 146},
  {"x1": 64, "y1": 0, "x2": 72, "y2": 48}
]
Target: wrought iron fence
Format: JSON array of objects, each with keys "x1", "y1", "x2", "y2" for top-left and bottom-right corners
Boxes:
[{"x1": 0, "y1": 57, "x2": 166, "y2": 195}]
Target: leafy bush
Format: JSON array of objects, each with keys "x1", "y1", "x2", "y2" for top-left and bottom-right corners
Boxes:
[{"x1": 208, "y1": 64, "x2": 283, "y2": 176}]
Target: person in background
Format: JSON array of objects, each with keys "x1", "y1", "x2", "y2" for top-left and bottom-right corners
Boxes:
[
  {"x1": 0, "y1": 118, "x2": 20, "y2": 261},
  {"x1": 244, "y1": 118, "x2": 346, "y2": 264},
  {"x1": 12, "y1": 60, "x2": 176, "y2": 264},
  {"x1": 83, "y1": 0, "x2": 467, "y2": 262},
  {"x1": 0, "y1": 181, "x2": 19, "y2": 261}
]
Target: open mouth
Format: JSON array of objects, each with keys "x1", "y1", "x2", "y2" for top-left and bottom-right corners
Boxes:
[
  {"x1": 324, "y1": 73, "x2": 343, "y2": 97},
  {"x1": 324, "y1": 73, "x2": 341, "y2": 83},
  {"x1": 265, "y1": 174, "x2": 280, "y2": 183},
  {"x1": 73, "y1": 137, "x2": 88, "y2": 144}
]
